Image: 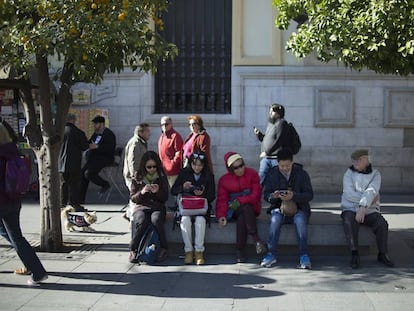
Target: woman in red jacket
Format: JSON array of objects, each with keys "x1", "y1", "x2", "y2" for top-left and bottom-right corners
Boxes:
[
  {"x1": 216, "y1": 152, "x2": 267, "y2": 263},
  {"x1": 183, "y1": 115, "x2": 213, "y2": 173}
]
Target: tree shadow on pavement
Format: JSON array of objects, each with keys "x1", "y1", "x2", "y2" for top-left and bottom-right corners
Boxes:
[{"x1": 1, "y1": 271, "x2": 282, "y2": 299}]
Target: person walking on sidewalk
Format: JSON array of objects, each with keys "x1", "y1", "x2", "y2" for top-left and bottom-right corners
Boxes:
[
  {"x1": 260, "y1": 149, "x2": 314, "y2": 269},
  {"x1": 0, "y1": 123, "x2": 48, "y2": 286},
  {"x1": 216, "y1": 152, "x2": 267, "y2": 263},
  {"x1": 59, "y1": 113, "x2": 89, "y2": 212},
  {"x1": 171, "y1": 151, "x2": 215, "y2": 265},
  {"x1": 341, "y1": 148, "x2": 394, "y2": 269}
]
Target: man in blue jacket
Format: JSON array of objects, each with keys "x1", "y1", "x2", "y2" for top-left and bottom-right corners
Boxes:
[{"x1": 260, "y1": 149, "x2": 314, "y2": 269}]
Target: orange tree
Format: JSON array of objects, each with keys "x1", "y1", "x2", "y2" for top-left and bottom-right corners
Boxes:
[
  {"x1": 274, "y1": 0, "x2": 414, "y2": 75},
  {"x1": 0, "y1": 0, "x2": 177, "y2": 251}
]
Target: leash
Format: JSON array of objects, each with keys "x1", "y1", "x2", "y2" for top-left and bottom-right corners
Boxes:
[
  {"x1": 95, "y1": 216, "x2": 112, "y2": 225},
  {"x1": 95, "y1": 203, "x2": 130, "y2": 225}
]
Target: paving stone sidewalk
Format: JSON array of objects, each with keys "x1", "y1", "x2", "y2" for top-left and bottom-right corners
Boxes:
[{"x1": 0, "y1": 194, "x2": 413, "y2": 311}]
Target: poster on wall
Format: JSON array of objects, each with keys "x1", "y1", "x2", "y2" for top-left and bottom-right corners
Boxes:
[
  {"x1": 0, "y1": 88, "x2": 18, "y2": 135},
  {"x1": 72, "y1": 89, "x2": 91, "y2": 105}
]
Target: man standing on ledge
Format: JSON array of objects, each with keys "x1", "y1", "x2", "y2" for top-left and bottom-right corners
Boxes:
[
  {"x1": 341, "y1": 148, "x2": 394, "y2": 269},
  {"x1": 79, "y1": 115, "x2": 116, "y2": 203}
]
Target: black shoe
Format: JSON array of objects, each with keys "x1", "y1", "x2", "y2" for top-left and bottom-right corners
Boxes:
[
  {"x1": 350, "y1": 253, "x2": 360, "y2": 269},
  {"x1": 255, "y1": 240, "x2": 267, "y2": 255},
  {"x1": 377, "y1": 253, "x2": 394, "y2": 267},
  {"x1": 236, "y1": 250, "x2": 246, "y2": 263},
  {"x1": 98, "y1": 184, "x2": 110, "y2": 195}
]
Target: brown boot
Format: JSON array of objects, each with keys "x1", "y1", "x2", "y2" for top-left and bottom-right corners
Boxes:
[
  {"x1": 184, "y1": 251, "x2": 194, "y2": 264},
  {"x1": 195, "y1": 251, "x2": 205, "y2": 265}
]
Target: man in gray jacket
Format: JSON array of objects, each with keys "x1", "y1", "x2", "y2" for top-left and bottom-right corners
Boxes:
[
  {"x1": 123, "y1": 123, "x2": 151, "y2": 221},
  {"x1": 341, "y1": 149, "x2": 394, "y2": 268},
  {"x1": 123, "y1": 123, "x2": 151, "y2": 190}
]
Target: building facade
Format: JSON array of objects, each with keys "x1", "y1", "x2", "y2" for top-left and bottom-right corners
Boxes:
[{"x1": 68, "y1": 0, "x2": 414, "y2": 193}]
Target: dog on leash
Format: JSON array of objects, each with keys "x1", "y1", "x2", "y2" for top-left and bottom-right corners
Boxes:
[{"x1": 61, "y1": 206, "x2": 97, "y2": 232}]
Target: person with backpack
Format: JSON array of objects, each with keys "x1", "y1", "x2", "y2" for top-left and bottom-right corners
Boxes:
[
  {"x1": 0, "y1": 122, "x2": 48, "y2": 286},
  {"x1": 171, "y1": 151, "x2": 215, "y2": 265},
  {"x1": 128, "y1": 151, "x2": 169, "y2": 263},
  {"x1": 254, "y1": 103, "x2": 297, "y2": 186}
]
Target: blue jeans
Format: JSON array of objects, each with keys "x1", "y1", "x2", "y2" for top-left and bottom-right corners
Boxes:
[
  {"x1": 0, "y1": 203, "x2": 47, "y2": 281},
  {"x1": 258, "y1": 157, "x2": 278, "y2": 185},
  {"x1": 267, "y1": 209, "x2": 309, "y2": 257}
]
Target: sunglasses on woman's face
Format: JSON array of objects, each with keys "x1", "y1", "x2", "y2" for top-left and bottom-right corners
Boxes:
[
  {"x1": 191, "y1": 153, "x2": 205, "y2": 160},
  {"x1": 146, "y1": 165, "x2": 157, "y2": 169},
  {"x1": 188, "y1": 122, "x2": 198, "y2": 127}
]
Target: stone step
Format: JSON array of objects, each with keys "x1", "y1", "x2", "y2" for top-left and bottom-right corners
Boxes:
[{"x1": 165, "y1": 208, "x2": 376, "y2": 247}]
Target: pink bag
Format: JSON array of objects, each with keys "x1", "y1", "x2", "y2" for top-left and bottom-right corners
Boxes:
[{"x1": 178, "y1": 195, "x2": 208, "y2": 216}]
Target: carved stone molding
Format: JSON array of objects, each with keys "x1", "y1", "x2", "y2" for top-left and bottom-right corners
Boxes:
[
  {"x1": 314, "y1": 88, "x2": 354, "y2": 127},
  {"x1": 384, "y1": 88, "x2": 414, "y2": 128}
]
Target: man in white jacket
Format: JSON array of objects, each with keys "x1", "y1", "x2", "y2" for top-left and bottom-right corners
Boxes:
[{"x1": 341, "y1": 149, "x2": 394, "y2": 269}]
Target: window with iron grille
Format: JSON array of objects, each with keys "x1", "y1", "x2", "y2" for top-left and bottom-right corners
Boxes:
[{"x1": 155, "y1": 0, "x2": 232, "y2": 114}]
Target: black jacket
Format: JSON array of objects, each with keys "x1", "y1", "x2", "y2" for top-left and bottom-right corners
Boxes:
[
  {"x1": 0, "y1": 142, "x2": 20, "y2": 217},
  {"x1": 59, "y1": 122, "x2": 89, "y2": 173},
  {"x1": 263, "y1": 163, "x2": 313, "y2": 217},
  {"x1": 88, "y1": 127, "x2": 116, "y2": 162},
  {"x1": 171, "y1": 168, "x2": 216, "y2": 205}
]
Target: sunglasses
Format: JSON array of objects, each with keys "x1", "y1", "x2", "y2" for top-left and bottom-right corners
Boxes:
[
  {"x1": 232, "y1": 163, "x2": 245, "y2": 170},
  {"x1": 160, "y1": 123, "x2": 170, "y2": 126},
  {"x1": 188, "y1": 122, "x2": 198, "y2": 126},
  {"x1": 146, "y1": 165, "x2": 157, "y2": 169},
  {"x1": 191, "y1": 153, "x2": 205, "y2": 160}
]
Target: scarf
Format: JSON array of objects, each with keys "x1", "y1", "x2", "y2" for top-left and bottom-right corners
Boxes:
[{"x1": 143, "y1": 172, "x2": 159, "y2": 184}]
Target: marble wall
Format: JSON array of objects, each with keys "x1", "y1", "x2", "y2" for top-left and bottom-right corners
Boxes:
[{"x1": 82, "y1": 66, "x2": 414, "y2": 193}]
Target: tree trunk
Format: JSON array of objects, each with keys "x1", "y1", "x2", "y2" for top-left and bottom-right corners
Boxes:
[
  {"x1": 35, "y1": 144, "x2": 63, "y2": 250},
  {"x1": 2, "y1": 58, "x2": 74, "y2": 252}
]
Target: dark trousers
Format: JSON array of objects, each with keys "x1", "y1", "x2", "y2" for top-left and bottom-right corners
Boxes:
[
  {"x1": 234, "y1": 204, "x2": 259, "y2": 250},
  {"x1": 341, "y1": 210, "x2": 389, "y2": 254},
  {"x1": 61, "y1": 171, "x2": 82, "y2": 207},
  {"x1": 79, "y1": 157, "x2": 112, "y2": 203},
  {"x1": 0, "y1": 204, "x2": 47, "y2": 281},
  {"x1": 130, "y1": 209, "x2": 168, "y2": 251}
]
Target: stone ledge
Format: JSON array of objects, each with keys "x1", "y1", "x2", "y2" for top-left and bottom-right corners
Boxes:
[{"x1": 165, "y1": 209, "x2": 376, "y2": 247}]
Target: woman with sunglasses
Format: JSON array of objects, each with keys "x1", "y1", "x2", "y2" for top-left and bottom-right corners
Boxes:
[
  {"x1": 171, "y1": 151, "x2": 216, "y2": 265},
  {"x1": 128, "y1": 151, "x2": 169, "y2": 263},
  {"x1": 183, "y1": 115, "x2": 213, "y2": 172},
  {"x1": 216, "y1": 152, "x2": 267, "y2": 263}
]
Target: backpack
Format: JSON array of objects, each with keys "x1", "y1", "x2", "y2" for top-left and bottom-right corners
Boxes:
[
  {"x1": 135, "y1": 224, "x2": 161, "y2": 265},
  {"x1": 284, "y1": 121, "x2": 302, "y2": 155},
  {"x1": 5, "y1": 155, "x2": 31, "y2": 199}
]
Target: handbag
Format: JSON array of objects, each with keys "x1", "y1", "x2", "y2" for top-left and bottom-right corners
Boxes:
[
  {"x1": 178, "y1": 195, "x2": 208, "y2": 216},
  {"x1": 280, "y1": 199, "x2": 298, "y2": 216}
]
